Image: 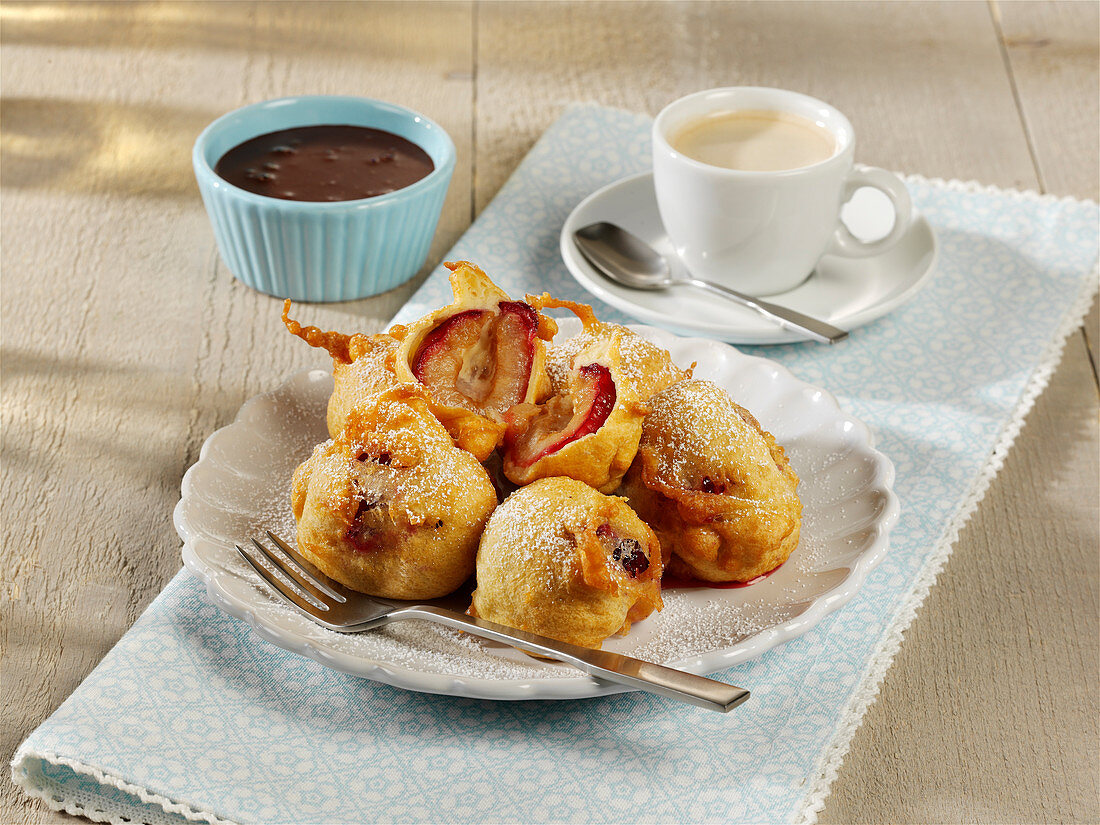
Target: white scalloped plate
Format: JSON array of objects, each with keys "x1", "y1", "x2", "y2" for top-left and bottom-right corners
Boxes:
[{"x1": 175, "y1": 318, "x2": 898, "y2": 700}]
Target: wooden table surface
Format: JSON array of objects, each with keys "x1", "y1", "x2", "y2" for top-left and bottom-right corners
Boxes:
[{"x1": 2, "y1": 2, "x2": 1097, "y2": 823}]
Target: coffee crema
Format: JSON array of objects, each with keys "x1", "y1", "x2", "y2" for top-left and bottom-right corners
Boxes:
[
  {"x1": 215, "y1": 124, "x2": 434, "y2": 202},
  {"x1": 670, "y1": 109, "x2": 836, "y2": 172}
]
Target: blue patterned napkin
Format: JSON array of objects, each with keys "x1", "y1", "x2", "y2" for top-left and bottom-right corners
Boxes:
[{"x1": 13, "y1": 105, "x2": 1098, "y2": 825}]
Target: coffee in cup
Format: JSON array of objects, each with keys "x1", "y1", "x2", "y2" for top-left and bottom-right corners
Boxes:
[
  {"x1": 670, "y1": 110, "x2": 836, "y2": 172},
  {"x1": 652, "y1": 87, "x2": 912, "y2": 296}
]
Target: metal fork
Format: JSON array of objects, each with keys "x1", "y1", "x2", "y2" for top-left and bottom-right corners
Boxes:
[{"x1": 237, "y1": 531, "x2": 750, "y2": 712}]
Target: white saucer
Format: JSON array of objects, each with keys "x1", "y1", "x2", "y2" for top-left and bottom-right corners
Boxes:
[{"x1": 560, "y1": 171, "x2": 938, "y2": 344}]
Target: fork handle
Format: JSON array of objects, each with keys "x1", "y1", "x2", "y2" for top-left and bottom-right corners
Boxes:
[{"x1": 390, "y1": 605, "x2": 749, "y2": 712}]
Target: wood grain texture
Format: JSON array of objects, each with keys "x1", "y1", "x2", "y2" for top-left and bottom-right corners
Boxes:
[
  {"x1": 821, "y1": 2, "x2": 1100, "y2": 822},
  {"x1": 994, "y1": 0, "x2": 1100, "y2": 202},
  {"x1": 1, "y1": 3, "x2": 472, "y2": 824},
  {"x1": 820, "y1": 346, "x2": 1100, "y2": 824},
  {"x1": 996, "y1": 0, "x2": 1100, "y2": 384},
  {"x1": 1, "y1": 3, "x2": 1096, "y2": 824},
  {"x1": 473, "y1": 0, "x2": 1039, "y2": 208},
  {"x1": 995, "y1": 0, "x2": 1100, "y2": 384}
]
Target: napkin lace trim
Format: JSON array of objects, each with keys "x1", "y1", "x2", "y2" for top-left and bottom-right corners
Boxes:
[
  {"x1": 902, "y1": 172, "x2": 1099, "y2": 208},
  {"x1": 11, "y1": 748, "x2": 239, "y2": 825},
  {"x1": 795, "y1": 177, "x2": 1099, "y2": 825}
]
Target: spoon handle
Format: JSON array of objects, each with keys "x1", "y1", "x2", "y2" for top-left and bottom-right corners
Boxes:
[{"x1": 685, "y1": 279, "x2": 848, "y2": 344}]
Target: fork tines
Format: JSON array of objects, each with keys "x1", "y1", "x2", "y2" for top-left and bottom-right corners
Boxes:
[{"x1": 235, "y1": 531, "x2": 346, "y2": 612}]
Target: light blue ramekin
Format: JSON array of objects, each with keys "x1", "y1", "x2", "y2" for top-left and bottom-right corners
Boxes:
[{"x1": 193, "y1": 95, "x2": 455, "y2": 301}]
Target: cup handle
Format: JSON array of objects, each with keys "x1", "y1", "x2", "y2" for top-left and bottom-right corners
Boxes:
[{"x1": 828, "y1": 165, "x2": 913, "y2": 258}]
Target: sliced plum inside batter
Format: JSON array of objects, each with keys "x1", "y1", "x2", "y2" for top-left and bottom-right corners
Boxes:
[
  {"x1": 343, "y1": 452, "x2": 401, "y2": 554},
  {"x1": 411, "y1": 301, "x2": 539, "y2": 415},
  {"x1": 346, "y1": 484, "x2": 388, "y2": 554},
  {"x1": 505, "y1": 362, "x2": 616, "y2": 467},
  {"x1": 595, "y1": 522, "x2": 650, "y2": 578}
]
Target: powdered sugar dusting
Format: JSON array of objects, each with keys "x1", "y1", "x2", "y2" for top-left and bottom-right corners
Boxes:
[
  {"x1": 547, "y1": 321, "x2": 688, "y2": 398},
  {"x1": 338, "y1": 621, "x2": 573, "y2": 680},
  {"x1": 483, "y1": 489, "x2": 580, "y2": 588},
  {"x1": 182, "y1": 331, "x2": 895, "y2": 689},
  {"x1": 629, "y1": 591, "x2": 781, "y2": 664},
  {"x1": 643, "y1": 379, "x2": 783, "y2": 488}
]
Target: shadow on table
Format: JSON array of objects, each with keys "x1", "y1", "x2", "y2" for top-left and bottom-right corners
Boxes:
[
  {"x1": 0, "y1": 343, "x2": 259, "y2": 501},
  {"x1": 1, "y1": 96, "x2": 219, "y2": 199},
  {"x1": 0, "y1": 1, "x2": 464, "y2": 59}
]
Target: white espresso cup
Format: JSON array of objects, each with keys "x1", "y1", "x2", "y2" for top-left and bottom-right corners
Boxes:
[{"x1": 652, "y1": 87, "x2": 912, "y2": 296}]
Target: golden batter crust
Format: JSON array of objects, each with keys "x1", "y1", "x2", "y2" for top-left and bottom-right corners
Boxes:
[
  {"x1": 533, "y1": 295, "x2": 692, "y2": 400},
  {"x1": 292, "y1": 385, "x2": 497, "y2": 599},
  {"x1": 620, "y1": 379, "x2": 801, "y2": 582},
  {"x1": 470, "y1": 477, "x2": 663, "y2": 648},
  {"x1": 282, "y1": 300, "x2": 401, "y2": 439},
  {"x1": 502, "y1": 296, "x2": 688, "y2": 493}
]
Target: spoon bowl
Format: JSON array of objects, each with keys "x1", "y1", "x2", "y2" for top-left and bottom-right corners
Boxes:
[{"x1": 574, "y1": 222, "x2": 672, "y2": 287}]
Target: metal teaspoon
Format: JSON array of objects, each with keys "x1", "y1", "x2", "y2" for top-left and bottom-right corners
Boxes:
[{"x1": 573, "y1": 222, "x2": 849, "y2": 344}]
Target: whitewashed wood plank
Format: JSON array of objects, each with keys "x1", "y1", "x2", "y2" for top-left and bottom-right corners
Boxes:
[
  {"x1": 2, "y1": 2, "x2": 1095, "y2": 824},
  {"x1": 821, "y1": 343, "x2": 1100, "y2": 824},
  {"x1": 995, "y1": 0, "x2": 1100, "y2": 202},
  {"x1": 474, "y1": 0, "x2": 1038, "y2": 212},
  {"x1": 0, "y1": 4, "x2": 473, "y2": 824},
  {"x1": 822, "y1": 2, "x2": 1099, "y2": 822},
  {"x1": 996, "y1": 0, "x2": 1100, "y2": 380}
]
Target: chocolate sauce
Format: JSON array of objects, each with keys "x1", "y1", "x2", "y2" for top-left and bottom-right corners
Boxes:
[{"x1": 215, "y1": 124, "x2": 434, "y2": 202}]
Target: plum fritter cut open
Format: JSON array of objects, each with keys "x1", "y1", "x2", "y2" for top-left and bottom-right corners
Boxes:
[
  {"x1": 392, "y1": 261, "x2": 557, "y2": 460},
  {"x1": 501, "y1": 296, "x2": 688, "y2": 493}
]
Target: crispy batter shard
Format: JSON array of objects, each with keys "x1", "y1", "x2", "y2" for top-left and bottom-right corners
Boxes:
[{"x1": 282, "y1": 300, "x2": 401, "y2": 439}]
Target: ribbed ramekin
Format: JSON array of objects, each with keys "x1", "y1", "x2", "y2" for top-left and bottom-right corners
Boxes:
[{"x1": 193, "y1": 96, "x2": 455, "y2": 302}]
